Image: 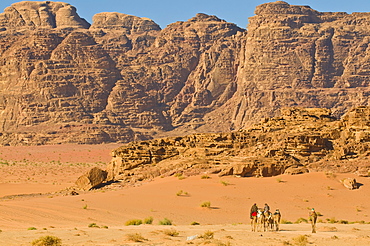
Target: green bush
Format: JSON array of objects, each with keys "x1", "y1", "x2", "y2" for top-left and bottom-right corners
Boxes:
[
  {"x1": 295, "y1": 218, "x2": 308, "y2": 224},
  {"x1": 28, "y1": 227, "x2": 37, "y2": 230},
  {"x1": 201, "y1": 201, "x2": 211, "y2": 208},
  {"x1": 88, "y1": 223, "x2": 99, "y2": 228},
  {"x1": 144, "y1": 217, "x2": 153, "y2": 224},
  {"x1": 159, "y1": 218, "x2": 172, "y2": 225},
  {"x1": 31, "y1": 235, "x2": 62, "y2": 246},
  {"x1": 125, "y1": 219, "x2": 143, "y2": 226}
]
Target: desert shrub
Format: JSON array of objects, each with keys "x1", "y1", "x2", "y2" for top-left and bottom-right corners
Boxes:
[
  {"x1": 83, "y1": 204, "x2": 87, "y2": 209},
  {"x1": 174, "y1": 173, "x2": 185, "y2": 179},
  {"x1": 162, "y1": 228, "x2": 179, "y2": 236},
  {"x1": 176, "y1": 190, "x2": 189, "y2": 196},
  {"x1": 201, "y1": 201, "x2": 211, "y2": 208},
  {"x1": 295, "y1": 218, "x2": 308, "y2": 224},
  {"x1": 101, "y1": 225, "x2": 108, "y2": 229},
  {"x1": 159, "y1": 218, "x2": 172, "y2": 225},
  {"x1": 281, "y1": 219, "x2": 293, "y2": 224},
  {"x1": 191, "y1": 221, "x2": 200, "y2": 225},
  {"x1": 220, "y1": 180, "x2": 230, "y2": 186},
  {"x1": 125, "y1": 219, "x2": 142, "y2": 226},
  {"x1": 339, "y1": 220, "x2": 349, "y2": 224},
  {"x1": 276, "y1": 178, "x2": 284, "y2": 183},
  {"x1": 28, "y1": 227, "x2": 37, "y2": 230},
  {"x1": 292, "y1": 235, "x2": 308, "y2": 246},
  {"x1": 88, "y1": 223, "x2": 99, "y2": 228},
  {"x1": 126, "y1": 233, "x2": 147, "y2": 242},
  {"x1": 201, "y1": 175, "x2": 211, "y2": 179},
  {"x1": 144, "y1": 216, "x2": 153, "y2": 224},
  {"x1": 325, "y1": 172, "x2": 337, "y2": 179},
  {"x1": 327, "y1": 217, "x2": 338, "y2": 224},
  {"x1": 31, "y1": 235, "x2": 62, "y2": 246},
  {"x1": 200, "y1": 230, "x2": 214, "y2": 239}
]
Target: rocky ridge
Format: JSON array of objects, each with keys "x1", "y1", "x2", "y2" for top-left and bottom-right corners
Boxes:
[
  {"x1": 1, "y1": 1, "x2": 370, "y2": 145},
  {"x1": 105, "y1": 107, "x2": 370, "y2": 183}
]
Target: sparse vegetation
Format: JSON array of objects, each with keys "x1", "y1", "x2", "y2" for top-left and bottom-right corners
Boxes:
[
  {"x1": 176, "y1": 190, "x2": 189, "y2": 196},
  {"x1": 281, "y1": 219, "x2": 293, "y2": 224},
  {"x1": 144, "y1": 216, "x2": 153, "y2": 224},
  {"x1": 31, "y1": 235, "x2": 62, "y2": 246},
  {"x1": 325, "y1": 172, "x2": 337, "y2": 179},
  {"x1": 292, "y1": 235, "x2": 309, "y2": 246},
  {"x1": 88, "y1": 223, "x2": 99, "y2": 228},
  {"x1": 83, "y1": 204, "x2": 87, "y2": 209},
  {"x1": 220, "y1": 180, "x2": 230, "y2": 186},
  {"x1": 327, "y1": 217, "x2": 338, "y2": 224},
  {"x1": 158, "y1": 218, "x2": 172, "y2": 225},
  {"x1": 174, "y1": 173, "x2": 185, "y2": 180},
  {"x1": 125, "y1": 219, "x2": 143, "y2": 226},
  {"x1": 295, "y1": 218, "x2": 308, "y2": 224},
  {"x1": 162, "y1": 228, "x2": 179, "y2": 236},
  {"x1": 191, "y1": 221, "x2": 200, "y2": 225},
  {"x1": 201, "y1": 201, "x2": 211, "y2": 208},
  {"x1": 276, "y1": 177, "x2": 284, "y2": 183},
  {"x1": 28, "y1": 227, "x2": 37, "y2": 230},
  {"x1": 126, "y1": 233, "x2": 147, "y2": 242},
  {"x1": 201, "y1": 175, "x2": 211, "y2": 179},
  {"x1": 200, "y1": 230, "x2": 214, "y2": 239}
]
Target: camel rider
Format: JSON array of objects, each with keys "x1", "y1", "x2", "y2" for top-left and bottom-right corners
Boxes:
[
  {"x1": 250, "y1": 203, "x2": 258, "y2": 219},
  {"x1": 264, "y1": 203, "x2": 270, "y2": 212}
]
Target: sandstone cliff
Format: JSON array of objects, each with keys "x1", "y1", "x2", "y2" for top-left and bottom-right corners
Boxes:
[
  {"x1": 106, "y1": 107, "x2": 370, "y2": 183},
  {"x1": 1, "y1": 1, "x2": 370, "y2": 145}
]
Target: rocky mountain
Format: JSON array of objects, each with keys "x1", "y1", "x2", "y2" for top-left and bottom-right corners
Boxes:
[{"x1": 1, "y1": 1, "x2": 370, "y2": 145}]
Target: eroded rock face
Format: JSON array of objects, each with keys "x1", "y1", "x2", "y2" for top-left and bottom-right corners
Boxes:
[
  {"x1": 106, "y1": 107, "x2": 370, "y2": 182},
  {"x1": 3, "y1": 1, "x2": 370, "y2": 145},
  {"x1": 0, "y1": 1, "x2": 90, "y2": 30}
]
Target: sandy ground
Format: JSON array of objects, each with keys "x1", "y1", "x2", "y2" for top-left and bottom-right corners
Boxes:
[{"x1": 0, "y1": 144, "x2": 370, "y2": 245}]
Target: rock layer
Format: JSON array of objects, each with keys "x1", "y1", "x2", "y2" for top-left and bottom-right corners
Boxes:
[
  {"x1": 106, "y1": 107, "x2": 370, "y2": 183},
  {"x1": 2, "y1": 1, "x2": 370, "y2": 145}
]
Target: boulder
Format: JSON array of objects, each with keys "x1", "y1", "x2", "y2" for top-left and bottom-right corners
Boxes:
[
  {"x1": 340, "y1": 178, "x2": 358, "y2": 190},
  {"x1": 76, "y1": 167, "x2": 107, "y2": 190}
]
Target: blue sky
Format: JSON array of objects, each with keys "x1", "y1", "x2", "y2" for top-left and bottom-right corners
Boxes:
[{"x1": 1, "y1": 1, "x2": 370, "y2": 29}]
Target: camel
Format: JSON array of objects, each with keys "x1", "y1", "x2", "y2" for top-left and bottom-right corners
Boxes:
[
  {"x1": 309, "y1": 208, "x2": 317, "y2": 233},
  {"x1": 257, "y1": 209, "x2": 266, "y2": 232},
  {"x1": 251, "y1": 213, "x2": 258, "y2": 232},
  {"x1": 273, "y1": 209, "x2": 281, "y2": 231},
  {"x1": 263, "y1": 210, "x2": 274, "y2": 231}
]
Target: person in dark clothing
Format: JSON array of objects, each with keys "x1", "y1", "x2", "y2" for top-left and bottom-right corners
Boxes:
[
  {"x1": 250, "y1": 203, "x2": 258, "y2": 219},
  {"x1": 264, "y1": 203, "x2": 270, "y2": 212}
]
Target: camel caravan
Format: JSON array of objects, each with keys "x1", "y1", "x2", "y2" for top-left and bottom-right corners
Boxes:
[
  {"x1": 250, "y1": 203, "x2": 318, "y2": 233},
  {"x1": 250, "y1": 203, "x2": 281, "y2": 232}
]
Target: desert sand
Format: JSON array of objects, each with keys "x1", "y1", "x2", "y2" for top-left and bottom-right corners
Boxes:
[{"x1": 0, "y1": 144, "x2": 370, "y2": 245}]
